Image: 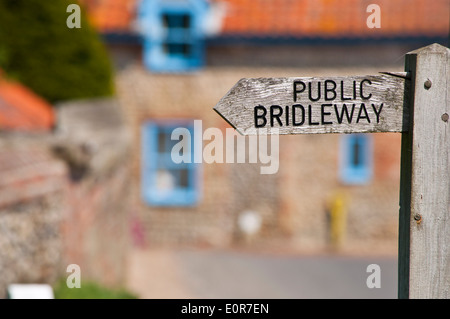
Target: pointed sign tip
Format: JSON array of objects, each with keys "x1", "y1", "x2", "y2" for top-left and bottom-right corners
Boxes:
[{"x1": 213, "y1": 106, "x2": 239, "y2": 132}]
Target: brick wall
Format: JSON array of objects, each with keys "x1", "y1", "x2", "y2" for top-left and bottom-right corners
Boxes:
[
  {"x1": 278, "y1": 133, "x2": 400, "y2": 253},
  {"x1": 0, "y1": 98, "x2": 133, "y2": 297},
  {"x1": 60, "y1": 163, "x2": 132, "y2": 287},
  {"x1": 55, "y1": 99, "x2": 133, "y2": 287},
  {"x1": 0, "y1": 135, "x2": 66, "y2": 298}
]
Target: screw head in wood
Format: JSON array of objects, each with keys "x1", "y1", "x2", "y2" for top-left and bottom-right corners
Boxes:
[
  {"x1": 414, "y1": 214, "x2": 422, "y2": 224},
  {"x1": 424, "y1": 79, "x2": 432, "y2": 89},
  {"x1": 442, "y1": 113, "x2": 449, "y2": 122}
]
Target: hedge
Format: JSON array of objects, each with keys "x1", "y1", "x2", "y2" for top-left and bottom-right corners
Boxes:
[{"x1": 0, "y1": 0, "x2": 114, "y2": 103}]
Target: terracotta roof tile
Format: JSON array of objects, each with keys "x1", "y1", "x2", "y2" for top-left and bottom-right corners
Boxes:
[
  {"x1": 81, "y1": 0, "x2": 449, "y2": 38},
  {"x1": 79, "y1": 0, "x2": 138, "y2": 32},
  {"x1": 0, "y1": 75, "x2": 54, "y2": 132},
  {"x1": 220, "y1": 0, "x2": 449, "y2": 37}
]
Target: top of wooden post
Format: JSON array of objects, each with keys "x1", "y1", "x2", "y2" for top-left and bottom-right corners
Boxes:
[{"x1": 406, "y1": 42, "x2": 450, "y2": 55}]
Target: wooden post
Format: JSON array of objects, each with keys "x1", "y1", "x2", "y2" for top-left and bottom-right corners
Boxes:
[{"x1": 399, "y1": 43, "x2": 450, "y2": 299}]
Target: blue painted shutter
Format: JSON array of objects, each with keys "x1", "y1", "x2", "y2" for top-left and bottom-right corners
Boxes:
[
  {"x1": 339, "y1": 134, "x2": 373, "y2": 184},
  {"x1": 139, "y1": 0, "x2": 208, "y2": 72},
  {"x1": 142, "y1": 121, "x2": 200, "y2": 206}
]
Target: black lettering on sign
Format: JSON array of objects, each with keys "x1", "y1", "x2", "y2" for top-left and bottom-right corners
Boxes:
[
  {"x1": 270, "y1": 105, "x2": 283, "y2": 127},
  {"x1": 360, "y1": 79, "x2": 373, "y2": 99},
  {"x1": 256, "y1": 79, "x2": 384, "y2": 129},
  {"x1": 292, "y1": 104, "x2": 305, "y2": 126},
  {"x1": 254, "y1": 105, "x2": 267, "y2": 128},
  {"x1": 321, "y1": 104, "x2": 333, "y2": 125},
  {"x1": 356, "y1": 103, "x2": 370, "y2": 123},
  {"x1": 324, "y1": 80, "x2": 337, "y2": 101},
  {"x1": 340, "y1": 80, "x2": 351, "y2": 101},
  {"x1": 285, "y1": 105, "x2": 290, "y2": 126},
  {"x1": 308, "y1": 82, "x2": 321, "y2": 102},
  {"x1": 308, "y1": 105, "x2": 319, "y2": 125},
  {"x1": 334, "y1": 103, "x2": 355, "y2": 124},
  {"x1": 293, "y1": 81, "x2": 306, "y2": 102},
  {"x1": 292, "y1": 79, "x2": 376, "y2": 102},
  {"x1": 372, "y1": 103, "x2": 383, "y2": 123}
]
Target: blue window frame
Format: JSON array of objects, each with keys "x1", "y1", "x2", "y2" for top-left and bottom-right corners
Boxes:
[
  {"x1": 141, "y1": 121, "x2": 201, "y2": 206},
  {"x1": 138, "y1": 0, "x2": 209, "y2": 72},
  {"x1": 339, "y1": 134, "x2": 373, "y2": 184}
]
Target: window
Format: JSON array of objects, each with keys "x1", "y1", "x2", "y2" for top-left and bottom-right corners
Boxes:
[
  {"x1": 339, "y1": 134, "x2": 373, "y2": 184},
  {"x1": 162, "y1": 12, "x2": 193, "y2": 58},
  {"x1": 138, "y1": 0, "x2": 209, "y2": 72},
  {"x1": 142, "y1": 121, "x2": 200, "y2": 206}
]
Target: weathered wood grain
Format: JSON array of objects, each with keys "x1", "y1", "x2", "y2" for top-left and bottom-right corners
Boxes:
[
  {"x1": 214, "y1": 74, "x2": 408, "y2": 135},
  {"x1": 399, "y1": 43, "x2": 450, "y2": 299}
]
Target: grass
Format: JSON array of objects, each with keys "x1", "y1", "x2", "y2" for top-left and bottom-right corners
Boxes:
[{"x1": 53, "y1": 279, "x2": 138, "y2": 299}]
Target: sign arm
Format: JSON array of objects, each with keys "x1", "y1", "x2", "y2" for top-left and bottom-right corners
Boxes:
[{"x1": 214, "y1": 75, "x2": 408, "y2": 135}]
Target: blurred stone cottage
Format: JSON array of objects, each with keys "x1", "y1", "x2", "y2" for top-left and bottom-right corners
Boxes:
[{"x1": 79, "y1": 0, "x2": 449, "y2": 252}]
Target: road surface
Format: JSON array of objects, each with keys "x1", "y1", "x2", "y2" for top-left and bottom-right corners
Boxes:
[{"x1": 126, "y1": 248, "x2": 397, "y2": 299}]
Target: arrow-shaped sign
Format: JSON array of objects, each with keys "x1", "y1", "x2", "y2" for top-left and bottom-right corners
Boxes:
[{"x1": 214, "y1": 74, "x2": 408, "y2": 135}]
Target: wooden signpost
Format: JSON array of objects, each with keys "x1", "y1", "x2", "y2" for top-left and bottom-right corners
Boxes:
[{"x1": 214, "y1": 43, "x2": 450, "y2": 299}]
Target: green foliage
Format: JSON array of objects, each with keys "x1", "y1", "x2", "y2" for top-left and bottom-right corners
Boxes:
[
  {"x1": 0, "y1": 0, "x2": 114, "y2": 103},
  {"x1": 53, "y1": 279, "x2": 138, "y2": 299}
]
